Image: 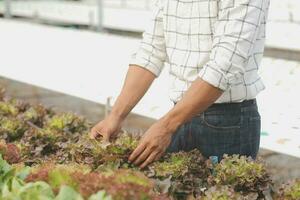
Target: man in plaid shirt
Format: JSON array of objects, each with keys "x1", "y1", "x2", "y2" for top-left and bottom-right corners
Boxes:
[{"x1": 91, "y1": 0, "x2": 270, "y2": 168}]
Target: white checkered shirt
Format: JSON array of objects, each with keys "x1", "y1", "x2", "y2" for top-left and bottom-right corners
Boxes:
[{"x1": 130, "y1": 0, "x2": 270, "y2": 103}]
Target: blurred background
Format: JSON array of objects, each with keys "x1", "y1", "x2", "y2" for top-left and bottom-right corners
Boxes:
[{"x1": 0, "y1": 0, "x2": 299, "y2": 186}]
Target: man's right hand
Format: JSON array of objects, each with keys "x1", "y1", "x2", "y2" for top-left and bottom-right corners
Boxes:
[{"x1": 90, "y1": 114, "x2": 123, "y2": 142}]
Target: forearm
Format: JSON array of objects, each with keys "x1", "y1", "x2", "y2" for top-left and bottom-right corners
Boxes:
[
  {"x1": 110, "y1": 65, "x2": 156, "y2": 121},
  {"x1": 161, "y1": 78, "x2": 223, "y2": 132}
]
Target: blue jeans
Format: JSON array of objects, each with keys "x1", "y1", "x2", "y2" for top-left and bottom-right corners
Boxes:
[{"x1": 166, "y1": 99, "x2": 261, "y2": 159}]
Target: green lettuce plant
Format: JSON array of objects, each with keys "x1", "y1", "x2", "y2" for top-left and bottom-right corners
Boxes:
[
  {"x1": 0, "y1": 155, "x2": 31, "y2": 198},
  {"x1": 3, "y1": 181, "x2": 55, "y2": 200},
  {"x1": 149, "y1": 152, "x2": 191, "y2": 178},
  {"x1": 0, "y1": 117, "x2": 27, "y2": 142},
  {"x1": 88, "y1": 190, "x2": 112, "y2": 200},
  {"x1": 56, "y1": 187, "x2": 112, "y2": 200},
  {"x1": 0, "y1": 98, "x2": 28, "y2": 117},
  {"x1": 208, "y1": 155, "x2": 271, "y2": 196},
  {"x1": 45, "y1": 113, "x2": 89, "y2": 134},
  {"x1": 0, "y1": 101, "x2": 19, "y2": 117},
  {"x1": 22, "y1": 105, "x2": 51, "y2": 126}
]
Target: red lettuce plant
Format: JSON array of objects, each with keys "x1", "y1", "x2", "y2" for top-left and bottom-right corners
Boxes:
[
  {"x1": 69, "y1": 132, "x2": 139, "y2": 169},
  {"x1": 201, "y1": 185, "x2": 258, "y2": 200},
  {"x1": 147, "y1": 150, "x2": 211, "y2": 199},
  {"x1": 26, "y1": 164, "x2": 164, "y2": 200},
  {"x1": 0, "y1": 140, "x2": 21, "y2": 164}
]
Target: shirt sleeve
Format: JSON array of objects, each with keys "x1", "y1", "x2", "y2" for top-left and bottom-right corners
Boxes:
[
  {"x1": 198, "y1": 0, "x2": 267, "y2": 91},
  {"x1": 129, "y1": 0, "x2": 167, "y2": 77}
]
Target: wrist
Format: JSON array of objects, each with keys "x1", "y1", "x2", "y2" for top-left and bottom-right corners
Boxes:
[
  {"x1": 160, "y1": 113, "x2": 183, "y2": 134},
  {"x1": 108, "y1": 110, "x2": 125, "y2": 123}
]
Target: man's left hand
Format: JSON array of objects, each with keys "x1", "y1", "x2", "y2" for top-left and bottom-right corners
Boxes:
[{"x1": 128, "y1": 120, "x2": 174, "y2": 169}]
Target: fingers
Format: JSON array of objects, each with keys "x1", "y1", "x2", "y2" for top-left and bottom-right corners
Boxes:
[
  {"x1": 89, "y1": 127, "x2": 99, "y2": 139},
  {"x1": 134, "y1": 149, "x2": 165, "y2": 169},
  {"x1": 102, "y1": 132, "x2": 110, "y2": 142},
  {"x1": 130, "y1": 141, "x2": 166, "y2": 168},
  {"x1": 89, "y1": 117, "x2": 123, "y2": 142},
  {"x1": 129, "y1": 143, "x2": 146, "y2": 163},
  {"x1": 110, "y1": 127, "x2": 122, "y2": 140},
  {"x1": 140, "y1": 151, "x2": 159, "y2": 169},
  {"x1": 133, "y1": 147, "x2": 152, "y2": 166},
  {"x1": 90, "y1": 125, "x2": 110, "y2": 141}
]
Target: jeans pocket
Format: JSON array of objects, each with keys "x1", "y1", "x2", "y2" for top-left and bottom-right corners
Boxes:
[{"x1": 201, "y1": 112, "x2": 241, "y2": 130}]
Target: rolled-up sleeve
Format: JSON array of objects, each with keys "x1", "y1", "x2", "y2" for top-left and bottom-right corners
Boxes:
[
  {"x1": 129, "y1": 0, "x2": 167, "y2": 77},
  {"x1": 198, "y1": 0, "x2": 266, "y2": 91}
]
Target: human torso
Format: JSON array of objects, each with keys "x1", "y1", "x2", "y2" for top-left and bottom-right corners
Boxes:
[{"x1": 161, "y1": 0, "x2": 268, "y2": 103}]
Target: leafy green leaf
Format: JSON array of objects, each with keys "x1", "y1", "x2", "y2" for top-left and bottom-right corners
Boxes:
[
  {"x1": 88, "y1": 191, "x2": 112, "y2": 200},
  {"x1": 1, "y1": 177, "x2": 25, "y2": 198},
  {"x1": 0, "y1": 155, "x2": 11, "y2": 177},
  {"x1": 18, "y1": 181, "x2": 55, "y2": 200},
  {"x1": 55, "y1": 185, "x2": 83, "y2": 200},
  {"x1": 15, "y1": 166, "x2": 31, "y2": 181}
]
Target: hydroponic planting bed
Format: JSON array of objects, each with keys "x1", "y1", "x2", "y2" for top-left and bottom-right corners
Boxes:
[{"x1": 0, "y1": 87, "x2": 299, "y2": 200}]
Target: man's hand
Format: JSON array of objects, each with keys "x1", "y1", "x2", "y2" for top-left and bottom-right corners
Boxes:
[
  {"x1": 128, "y1": 119, "x2": 175, "y2": 169},
  {"x1": 128, "y1": 78, "x2": 223, "y2": 168},
  {"x1": 90, "y1": 115, "x2": 122, "y2": 141},
  {"x1": 90, "y1": 65, "x2": 156, "y2": 142}
]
